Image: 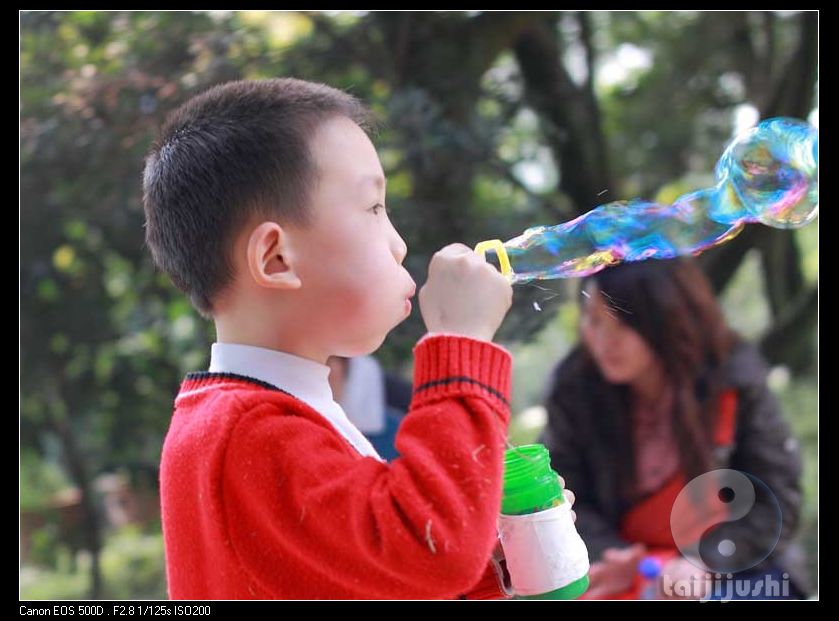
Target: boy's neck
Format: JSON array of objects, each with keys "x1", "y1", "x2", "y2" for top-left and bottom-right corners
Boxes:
[{"x1": 214, "y1": 315, "x2": 329, "y2": 365}]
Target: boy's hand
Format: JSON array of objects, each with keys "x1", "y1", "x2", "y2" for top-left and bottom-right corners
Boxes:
[
  {"x1": 420, "y1": 243, "x2": 513, "y2": 342},
  {"x1": 558, "y1": 475, "x2": 577, "y2": 522}
]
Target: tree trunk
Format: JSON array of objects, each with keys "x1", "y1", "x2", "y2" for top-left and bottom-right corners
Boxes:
[
  {"x1": 46, "y1": 381, "x2": 103, "y2": 599},
  {"x1": 513, "y1": 13, "x2": 614, "y2": 220},
  {"x1": 760, "y1": 286, "x2": 818, "y2": 374},
  {"x1": 703, "y1": 11, "x2": 817, "y2": 373},
  {"x1": 371, "y1": 12, "x2": 542, "y2": 251},
  {"x1": 754, "y1": 11, "x2": 818, "y2": 371}
]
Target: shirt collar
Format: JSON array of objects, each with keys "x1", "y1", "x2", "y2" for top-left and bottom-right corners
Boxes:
[
  {"x1": 210, "y1": 342, "x2": 331, "y2": 407},
  {"x1": 208, "y1": 342, "x2": 383, "y2": 461}
]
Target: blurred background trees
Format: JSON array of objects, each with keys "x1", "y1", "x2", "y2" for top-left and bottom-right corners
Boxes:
[{"x1": 20, "y1": 11, "x2": 817, "y2": 599}]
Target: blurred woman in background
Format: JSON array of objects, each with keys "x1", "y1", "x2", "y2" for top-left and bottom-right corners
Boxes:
[{"x1": 541, "y1": 258, "x2": 810, "y2": 599}]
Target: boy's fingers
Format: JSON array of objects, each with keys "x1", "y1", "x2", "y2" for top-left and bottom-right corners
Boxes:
[
  {"x1": 557, "y1": 474, "x2": 565, "y2": 488},
  {"x1": 564, "y1": 489, "x2": 575, "y2": 507},
  {"x1": 437, "y1": 243, "x2": 473, "y2": 257}
]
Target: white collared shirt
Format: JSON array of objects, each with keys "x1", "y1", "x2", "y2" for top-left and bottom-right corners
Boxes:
[{"x1": 208, "y1": 342, "x2": 383, "y2": 461}]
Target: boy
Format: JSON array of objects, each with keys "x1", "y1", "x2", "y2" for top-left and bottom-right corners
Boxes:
[{"x1": 144, "y1": 78, "x2": 514, "y2": 599}]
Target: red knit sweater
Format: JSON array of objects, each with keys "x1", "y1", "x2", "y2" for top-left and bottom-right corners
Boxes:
[{"x1": 160, "y1": 335, "x2": 512, "y2": 599}]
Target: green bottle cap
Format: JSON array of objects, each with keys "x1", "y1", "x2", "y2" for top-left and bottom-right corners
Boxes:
[{"x1": 502, "y1": 444, "x2": 565, "y2": 516}]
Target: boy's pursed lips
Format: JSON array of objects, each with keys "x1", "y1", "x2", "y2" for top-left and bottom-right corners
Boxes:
[{"x1": 404, "y1": 284, "x2": 417, "y2": 314}]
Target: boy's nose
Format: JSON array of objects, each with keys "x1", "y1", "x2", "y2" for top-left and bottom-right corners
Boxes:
[{"x1": 392, "y1": 230, "x2": 408, "y2": 265}]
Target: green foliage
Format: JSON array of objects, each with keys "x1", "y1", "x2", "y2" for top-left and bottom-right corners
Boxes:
[
  {"x1": 20, "y1": 565, "x2": 90, "y2": 600},
  {"x1": 100, "y1": 527, "x2": 167, "y2": 599},
  {"x1": 779, "y1": 377, "x2": 818, "y2": 586},
  {"x1": 20, "y1": 452, "x2": 72, "y2": 511},
  {"x1": 26, "y1": 524, "x2": 65, "y2": 569},
  {"x1": 20, "y1": 529, "x2": 167, "y2": 600}
]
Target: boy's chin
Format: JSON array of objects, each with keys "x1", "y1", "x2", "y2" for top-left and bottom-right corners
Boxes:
[
  {"x1": 337, "y1": 333, "x2": 388, "y2": 358},
  {"x1": 363, "y1": 330, "x2": 391, "y2": 355},
  {"x1": 336, "y1": 315, "x2": 407, "y2": 358}
]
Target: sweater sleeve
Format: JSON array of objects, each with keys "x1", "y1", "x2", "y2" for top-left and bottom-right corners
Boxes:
[{"x1": 221, "y1": 335, "x2": 511, "y2": 599}]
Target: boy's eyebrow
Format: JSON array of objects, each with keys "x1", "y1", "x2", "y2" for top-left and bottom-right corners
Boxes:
[{"x1": 360, "y1": 174, "x2": 386, "y2": 190}]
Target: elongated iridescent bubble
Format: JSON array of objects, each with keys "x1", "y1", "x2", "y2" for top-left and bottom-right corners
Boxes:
[{"x1": 492, "y1": 117, "x2": 818, "y2": 283}]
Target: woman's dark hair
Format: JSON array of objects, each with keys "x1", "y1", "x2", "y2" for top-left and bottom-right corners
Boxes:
[{"x1": 578, "y1": 258, "x2": 737, "y2": 494}]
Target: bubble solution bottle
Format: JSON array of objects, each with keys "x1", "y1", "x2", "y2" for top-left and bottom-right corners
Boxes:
[{"x1": 498, "y1": 444, "x2": 590, "y2": 599}]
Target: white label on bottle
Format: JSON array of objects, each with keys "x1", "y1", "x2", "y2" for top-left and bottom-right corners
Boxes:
[{"x1": 497, "y1": 502, "x2": 590, "y2": 596}]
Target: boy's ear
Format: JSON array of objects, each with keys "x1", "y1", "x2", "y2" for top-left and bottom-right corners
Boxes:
[{"x1": 245, "y1": 221, "x2": 303, "y2": 290}]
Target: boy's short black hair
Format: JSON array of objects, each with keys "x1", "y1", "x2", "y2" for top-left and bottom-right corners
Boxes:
[{"x1": 142, "y1": 78, "x2": 373, "y2": 317}]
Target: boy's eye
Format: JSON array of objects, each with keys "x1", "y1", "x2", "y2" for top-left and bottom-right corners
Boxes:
[{"x1": 370, "y1": 203, "x2": 389, "y2": 215}]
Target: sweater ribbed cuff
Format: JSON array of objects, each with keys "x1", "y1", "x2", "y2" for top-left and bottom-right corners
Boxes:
[{"x1": 411, "y1": 334, "x2": 512, "y2": 411}]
